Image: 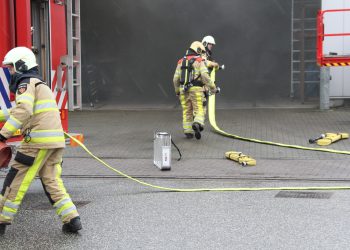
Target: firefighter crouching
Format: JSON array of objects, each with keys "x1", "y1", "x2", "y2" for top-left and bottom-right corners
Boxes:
[
  {"x1": 173, "y1": 41, "x2": 218, "y2": 140},
  {"x1": 0, "y1": 47, "x2": 82, "y2": 235}
]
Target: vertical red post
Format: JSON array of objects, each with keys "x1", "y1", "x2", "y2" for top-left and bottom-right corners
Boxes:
[
  {"x1": 50, "y1": 0, "x2": 69, "y2": 131},
  {"x1": 0, "y1": 0, "x2": 14, "y2": 59},
  {"x1": 316, "y1": 10, "x2": 324, "y2": 66},
  {"x1": 0, "y1": 1, "x2": 13, "y2": 130},
  {"x1": 15, "y1": 0, "x2": 32, "y2": 47}
]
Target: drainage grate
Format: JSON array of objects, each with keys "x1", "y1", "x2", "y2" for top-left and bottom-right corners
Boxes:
[
  {"x1": 275, "y1": 191, "x2": 333, "y2": 199},
  {"x1": 24, "y1": 200, "x2": 91, "y2": 211}
]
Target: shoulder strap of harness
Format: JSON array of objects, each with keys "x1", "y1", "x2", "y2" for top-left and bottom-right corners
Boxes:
[
  {"x1": 26, "y1": 77, "x2": 48, "y2": 88},
  {"x1": 179, "y1": 55, "x2": 204, "y2": 89},
  {"x1": 179, "y1": 55, "x2": 201, "y2": 85},
  {"x1": 35, "y1": 82, "x2": 48, "y2": 87},
  {"x1": 18, "y1": 76, "x2": 48, "y2": 88}
]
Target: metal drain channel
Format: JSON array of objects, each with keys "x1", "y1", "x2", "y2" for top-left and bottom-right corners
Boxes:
[{"x1": 275, "y1": 191, "x2": 333, "y2": 199}]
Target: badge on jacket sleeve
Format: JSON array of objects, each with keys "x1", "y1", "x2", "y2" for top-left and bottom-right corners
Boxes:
[{"x1": 17, "y1": 83, "x2": 28, "y2": 95}]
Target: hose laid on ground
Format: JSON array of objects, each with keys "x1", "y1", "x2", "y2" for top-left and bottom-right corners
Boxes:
[
  {"x1": 315, "y1": 133, "x2": 349, "y2": 146},
  {"x1": 65, "y1": 133, "x2": 350, "y2": 192},
  {"x1": 207, "y1": 94, "x2": 350, "y2": 155}
]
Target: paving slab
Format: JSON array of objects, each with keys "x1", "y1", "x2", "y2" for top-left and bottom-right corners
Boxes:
[{"x1": 3, "y1": 107, "x2": 350, "y2": 180}]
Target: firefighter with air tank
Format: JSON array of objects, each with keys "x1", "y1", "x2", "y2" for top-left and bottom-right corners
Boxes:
[
  {"x1": 0, "y1": 47, "x2": 82, "y2": 235},
  {"x1": 173, "y1": 41, "x2": 219, "y2": 140}
]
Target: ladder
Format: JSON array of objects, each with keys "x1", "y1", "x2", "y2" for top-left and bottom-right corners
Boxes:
[
  {"x1": 66, "y1": 0, "x2": 82, "y2": 111},
  {"x1": 291, "y1": 0, "x2": 320, "y2": 103}
]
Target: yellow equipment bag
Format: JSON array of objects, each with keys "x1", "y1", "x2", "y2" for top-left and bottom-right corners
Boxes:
[
  {"x1": 225, "y1": 151, "x2": 256, "y2": 166},
  {"x1": 316, "y1": 133, "x2": 349, "y2": 146}
]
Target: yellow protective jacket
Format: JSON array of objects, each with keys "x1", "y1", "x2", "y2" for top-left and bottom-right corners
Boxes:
[
  {"x1": 173, "y1": 55, "x2": 216, "y2": 95},
  {"x1": 0, "y1": 78, "x2": 65, "y2": 149}
]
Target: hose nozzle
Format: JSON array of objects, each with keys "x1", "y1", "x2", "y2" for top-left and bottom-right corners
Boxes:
[{"x1": 309, "y1": 134, "x2": 325, "y2": 144}]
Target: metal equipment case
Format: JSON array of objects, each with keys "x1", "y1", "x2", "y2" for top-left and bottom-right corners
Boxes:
[{"x1": 153, "y1": 132, "x2": 171, "y2": 170}]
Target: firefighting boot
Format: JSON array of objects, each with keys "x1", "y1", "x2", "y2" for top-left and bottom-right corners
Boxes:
[
  {"x1": 62, "y1": 216, "x2": 82, "y2": 233},
  {"x1": 185, "y1": 133, "x2": 194, "y2": 139},
  {"x1": 0, "y1": 223, "x2": 10, "y2": 236},
  {"x1": 192, "y1": 122, "x2": 203, "y2": 140}
]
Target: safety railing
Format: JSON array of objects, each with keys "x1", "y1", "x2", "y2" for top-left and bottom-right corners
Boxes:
[{"x1": 317, "y1": 8, "x2": 350, "y2": 66}]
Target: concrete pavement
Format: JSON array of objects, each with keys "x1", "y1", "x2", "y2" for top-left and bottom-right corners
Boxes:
[
  {"x1": 2, "y1": 106, "x2": 350, "y2": 249},
  {"x1": 62, "y1": 107, "x2": 350, "y2": 180}
]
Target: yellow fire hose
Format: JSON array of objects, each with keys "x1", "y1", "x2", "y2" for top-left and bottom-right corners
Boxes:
[
  {"x1": 208, "y1": 94, "x2": 350, "y2": 155},
  {"x1": 64, "y1": 129, "x2": 350, "y2": 192},
  {"x1": 62, "y1": 64, "x2": 350, "y2": 192}
]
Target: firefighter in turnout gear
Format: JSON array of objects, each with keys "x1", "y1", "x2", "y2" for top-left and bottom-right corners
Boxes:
[
  {"x1": 0, "y1": 47, "x2": 82, "y2": 235},
  {"x1": 202, "y1": 35, "x2": 219, "y2": 69},
  {"x1": 173, "y1": 41, "x2": 218, "y2": 140},
  {"x1": 201, "y1": 35, "x2": 220, "y2": 114}
]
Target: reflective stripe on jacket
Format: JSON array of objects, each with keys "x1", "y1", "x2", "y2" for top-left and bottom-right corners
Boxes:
[{"x1": 0, "y1": 78, "x2": 65, "y2": 149}]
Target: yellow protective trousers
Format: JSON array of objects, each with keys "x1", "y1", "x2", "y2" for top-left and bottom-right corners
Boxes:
[
  {"x1": 179, "y1": 86, "x2": 205, "y2": 134},
  {"x1": 0, "y1": 148, "x2": 79, "y2": 224}
]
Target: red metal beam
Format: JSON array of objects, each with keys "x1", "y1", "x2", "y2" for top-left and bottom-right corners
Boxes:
[
  {"x1": 0, "y1": 0, "x2": 14, "y2": 59},
  {"x1": 316, "y1": 10, "x2": 323, "y2": 66},
  {"x1": 50, "y1": 0, "x2": 69, "y2": 131},
  {"x1": 321, "y1": 8, "x2": 350, "y2": 14},
  {"x1": 324, "y1": 33, "x2": 350, "y2": 37},
  {"x1": 15, "y1": 0, "x2": 31, "y2": 47},
  {"x1": 321, "y1": 56, "x2": 350, "y2": 66}
]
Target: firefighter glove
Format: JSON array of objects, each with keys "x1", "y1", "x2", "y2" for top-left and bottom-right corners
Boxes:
[{"x1": 212, "y1": 62, "x2": 219, "y2": 69}]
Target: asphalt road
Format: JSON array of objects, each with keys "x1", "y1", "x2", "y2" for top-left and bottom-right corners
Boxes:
[{"x1": 1, "y1": 178, "x2": 350, "y2": 250}]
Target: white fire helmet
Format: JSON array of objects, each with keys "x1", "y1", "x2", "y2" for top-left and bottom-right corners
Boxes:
[
  {"x1": 202, "y1": 35, "x2": 216, "y2": 47},
  {"x1": 2, "y1": 47, "x2": 38, "y2": 73}
]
